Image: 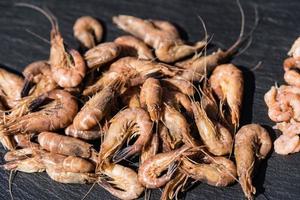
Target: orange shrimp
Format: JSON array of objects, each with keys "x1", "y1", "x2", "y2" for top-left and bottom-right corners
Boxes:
[
  {"x1": 161, "y1": 78, "x2": 195, "y2": 96},
  {"x1": 65, "y1": 124, "x2": 103, "y2": 140}
]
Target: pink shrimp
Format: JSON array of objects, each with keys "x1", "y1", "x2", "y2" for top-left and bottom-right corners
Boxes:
[{"x1": 274, "y1": 134, "x2": 300, "y2": 155}]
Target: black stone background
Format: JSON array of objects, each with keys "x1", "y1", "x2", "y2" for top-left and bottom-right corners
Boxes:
[{"x1": 0, "y1": 0, "x2": 299, "y2": 199}]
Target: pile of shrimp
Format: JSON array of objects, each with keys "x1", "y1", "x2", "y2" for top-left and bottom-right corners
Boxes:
[
  {"x1": 0, "y1": 2, "x2": 273, "y2": 200},
  {"x1": 265, "y1": 36, "x2": 300, "y2": 155}
]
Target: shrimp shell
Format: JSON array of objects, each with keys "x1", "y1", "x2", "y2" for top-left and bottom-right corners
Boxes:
[{"x1": 65, "y1": 124, "x2": 103, "y2": 140}]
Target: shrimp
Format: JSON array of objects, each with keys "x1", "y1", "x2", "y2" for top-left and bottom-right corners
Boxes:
[
  {"x1": 191, "y1": 101, "x2": 233, "y2": 155},
  {"x1": 180, "y1": 155, "x2": 237, "y2": 187},
  {"x1": 0, "y1": 102, "x2": 16, "y2": 150},
  {"x1": 200, "y1": 86, "x2": 219, "y2": 120},
  {"x1": 99, "y1": 108, "x2": 153, "y2": 164},
  {"x1": 158, "y1": 122, "x2": 175, "y2": 152},
  {"x1": 120, "y1": 86, "x2": 141, "y2": 108},
  {"x1": 162, "y1": 104, "x2": 198, "y2": 147},
  {"x1": 38, "y1": 132, "x2": 97, "y2": 160},
  {"x1": 114, "y1": 35, "x2": 154, "y2": 60},
  {"x1": 161, "y1": 172, "x2": 188, "y2": 200},
  {"x1": 138, "y1": 145, "x2": 190, "y2": 188},
  {"x1": 234, "y1": 124, "x2": 272, "y2": 200},
  {"x1": 140, "y1": 130, "x2": 159, "y2": 164},
  {"x1": 65, "y1": 124, "x2": 103, "y2": 140},
  {"x1": 4, "y1": 147, "x2": 39, "y2": 162},
  {"x1": 274, "y1": 120, "x2": 300, "y2": 137},
  {"x1": 0, "y1": 68, "x2": 24, "y2": 107},
  {"x1": 274, "y1": 134, "x2": 300, "y2": 155},
  {"x1": 161, "y1": 78, "x2": 195, "y2": 96},
  {"x1": 14, "y1": 134, "x2": 39, "y2": 148},
  {"x1": 2, "y1": 156, "x2": 45, "y2": 173},
  {"x1": 73, "y1": 16, "x2": 103, "y2": 49},
  {"x1": 99, "y1": 163, "x2": 145, "y2": 200},
  {"x1": 140, "y1": 78, "x2": 162, "y2": 121},
  {"x1": 209, "y1": 64, "x2": 244, "y2": 127},
  {"x1": 16, "y1": 3, "x2": 86, "y2": 88},
  {"x1": 73, "y1": 78, "x2": 122, "y2": 131},
  {"x1": 84, "y1": 42, "x2": 120, "y2": 69},
  {"x1": 3, "y1": 89, "x2": 78, "y2": 135},
  {"x1": 284, "y1": 70, "x2": 300, "y2": 87},
  {"x1": 113, "y1": 15, "x2": 206, "y2": 63}
]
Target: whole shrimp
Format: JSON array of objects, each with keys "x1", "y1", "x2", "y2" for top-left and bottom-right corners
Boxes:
[
  {"x1": 209, "y1": 64, "x2": 244, "y2": 127},
  {"x1": 140, "y1": 77, "x2": 162, "y2": 121},
  {"x1": 180, "y1": 155, "x2": 237, "y2": 187},
  {"x1": 99, "y1": 163, "x2": 145, "y2": 200},
  {"x1": 3, "y1": 89, "x2": 78, "y2": 135},
  {"x1": 73, "y1": 78, "x2": 122, "y2": 131},
  {"x1": 2, "y1": 155, "x2": 45, "y2": 173},
  {"x1": 113, "y1": 15, "x2": 206, "y2": 63},
  {"x1": 17, "y1": 4, "x2": 86, "y2": 88},
  {"x1": 38, "y1": 132, "x2": 97, "y2": 160},
  {"x1": 114, "y1": 35, "x2": 154, "y2": 60},
  {"x1": 99, "y1": 108, "x2": 153, "y2": 164},
  {"x1": 65, "y1": 124, "x2": 103, "y2": 140},
  {"x1": 234, "y1": 124, "x2": 272, "y2": 200},
  {"x1": 274, "y1": 134, "x2": 300, "y2": 155},
  {"x1": 73, "y1": 16, "x2": 103, "y2": 49},
  {"x1": 84, "y1": 42, "x2": 121, "y2": 69},
  {"x1": 161, "y1": 78, "x2": 195, "y2": 96},
  {"x1": 138, "y1": 145, "x2": 190, "y2": 188},
  {"x1": 191, "y1": 101, "x2": 233, "y2": 155}
]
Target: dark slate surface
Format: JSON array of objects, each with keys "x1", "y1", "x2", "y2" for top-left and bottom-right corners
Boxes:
[{"x1": 0, "y1": 0, "x2": 300, "y2": 199}]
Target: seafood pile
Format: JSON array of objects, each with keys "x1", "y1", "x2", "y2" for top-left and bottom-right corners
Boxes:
[
  {"x1": 0, "y1": 3, "x2": 272, "y2": 200},
  {"x1": 265, "y1": 37, "x2": 300, "y2": 155}
]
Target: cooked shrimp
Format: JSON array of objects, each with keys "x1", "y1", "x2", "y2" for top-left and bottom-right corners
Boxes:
[
  {"x1": 84, "y1": 42, "x2": 120, "y2": 69},
  {"x1": 284, "y1": 69, "x2": 300, "y2": 87},
  {"x1": 192, "y1": 101, "x2": 233, "y2": 155},
  {"x1": 158, "y1": 122, "x2": 175, "y2": 152},
  {"x1": 65, "y1": 124, "x2": 103, "y2": 140},
  {"x1": 114, "y1": 35, "x2": 154, "y2": 60},
  {"x1": 200, "y1": 86, "x2": 219, "y2": 120},
  {"x1": 99, "y1": 163, "x2": 145, "y2": 200},
  {"x1": 38, "y1": 132, "x2": 97, "y2": 160},
  {"x1": 234, "y1": 124, "x2": 272, "y2": 200},
  {"x1": 99, "y1": 108, "x2": 153, "y2": 163},
  {"x1": 73, "y1": 78, "x2": 122, "y2": 131},
  {"x1": 161, "y1": 78, "x2": 195, "y2": 96},
  {"x1": 73, "y1": 16, "x2": 103, "y2": 49},
  {"x1": 161, "y1": 172, "x2": 188, "y2": 200},
  {"x1": 162, "y1": 104, "x2": 198, "y2": 147},
  {"x1": 140, "y1": 131, "x2": 159, "y2": 164},
  {"x1": 274, "y1": 134, "x2": 300, "y2": 155},
  {"x1": 2, "y1": 156, "x2": 45, "y2": 173},
  {"x1": 138, "y1": 145, "x2": 190, "y2": 188},
  {"x1": 210, "y1": 64, "x2": 243, "y2": 127},
  {"x1": 3, "y1": 89, "x2": 78, "y2": 135},
  {"x1": 113, "y1": 15, "x2": 206, "y2": 63},
  {"x1": 14, "y1": 134, "x2": 38, "y2": 148},
  {"x1": 120, "y1": 86, "x2": 141, "y2": 108},
  {"x1": 274, "y1": 119, "x2": 300, "y2": 137},
  {"x1": 140, "y1": 78, "x2": 162, "y2": 121}
]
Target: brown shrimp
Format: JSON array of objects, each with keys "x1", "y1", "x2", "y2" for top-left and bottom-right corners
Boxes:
[
  {"x1": 161, "y1": 172, "x2": 188, "y2": 200},
  {"x1": 274, "y1": 134, "x2": 300, "y2": 155},
  {"x1": 158, "y1": 122, "x2": 176, "y2": 152},
  {"x1": 114, "y1": 35, "x2": 154, "y2": 60},
  {"x1": 84, "y1": 42, "x2": 121, "y2": 69},
  {"x1": 73, "y1": 16, "x2": 103, "y2": 49},
  {"x1": 162, "y1": 104, "x2": 198, "y2": 147},
  {"x1": 180, "y1": 155, "x2": 237, "y2": 187},
  {"x1": 3, "y1": 89, "x2": 78, "y2": 135},
  {"x1": 73, "y1": 78, "x2": 122, "y2": 131},
  {"x1": 192, "y1": 101, "x2": 233, "y2": 155},
  {"x1": 99, "y1": 108, "x2": 153, "y2": 164},
  {"x1": 140, "y1": 130, "x2": 159, "y2": 164},
  {"x1": 16, "y1": 4, "x2": 86, "y2": 88},
  {"x1": 200, "y1": 85, "x2": 219, "y2": 120},
  {"x1": 234, "y1": 124, "x2": 272, "y2": 200},
  {"x1": 209, "y1": 64, "x2": 244, "y2": 127},
  {"x1": 3, "y1": 147, "x2": 39, "y2": 162},
  {"x1": 0, "y1": 68, "x2": 24, "y2": 107},
  {"x1": 140, "y1": 78, "x2": 162, "y2": 121},
  {"x1": 161, "y1": 78, "x2": 195, "y2": 96},
  {"x1": 38, "y1": 132, "x2": 97, "y2": 160},
  {"x1": 2, "y1": 156, "x2": 45, "y2": 173},
  {"x1": 138, "y1": 145, "x2": 190, "y2": 188},
  {"x1": 120, "y1": 86, "x2": 141, "y2": 108},
  {"x1": 65, "y1": 124, "x2": 103, "y2": 140},
  {"x1": 14, "y1": 134, "x2": 38, "y2": 148},
  {"x1": 113, "y1": 15, "x2": 206, "y2": 63},
  {"x1": 99, "y1": 163, "x2": 145, "y2": 200}
]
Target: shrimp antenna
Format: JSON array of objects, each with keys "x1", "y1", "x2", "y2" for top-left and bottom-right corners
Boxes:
[
  {"x1": 81, "y1": 182, "x2": 96, "y2": 200},
  {"x1": 15, "y1": 3, "x2": 58, "y2": 33},
  {"x1": 25, "y1": 29, "x2": 50, "y2": 44},
  {"x1": 8, "y1": 170, "x2": 15, "y2": 200}
]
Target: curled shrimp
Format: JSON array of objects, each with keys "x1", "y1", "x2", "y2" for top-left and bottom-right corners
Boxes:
[
  {"x1": 181, "y1": 155, "x2": 237, "y2": 187},
  {"x1": 234, "y1": 124, "x2": 272, "y2": 200},
  {"x1": 114, "y1": 35, "x2": 154, "y2": 60},
  {"x1": 191, "y1": 101, "x2": 233, "y2": 156},
  {"x1": 73, "y1": 16, "x2": 103, "y2": 49},
  {"x1": 209, "y1": 64, "x2": 244, "y2": 127},
  {"x1": 140, "y1": 78, "x2": 162, "y2": 121},
  {"x1": 274, "y1": 134, "x2": 300, "y2": 155},
  {"x1": 113, "y1": 15, "x2": 206, "y2": 63},
  {"x1": 16, "y1": 3, "x2": 86, "y2": 88},
  {"x1": 138, "y1": 145, "x2": 190, "y2": 188},
  {"x1": 38, "y1": 132, "x2": 97, "y2": 160},
  {"x1": 161, "y1": 78, "x2": 195, "y2": 96},
  {"x1": 99, "y1": 163, "x2": 145, "y2": 200},
  {"x1": 65, "y1": 124, "x2": 103, "y2": 140},
  {"x1": 73, "y1": 78, "x2": 122, "y2": 131},
  {"x1": 0, "y1": 68, "x2": 24, "y2": 107},
  {"x1": 2, "y1": 89, "x2": 78, "y2": 135},
  {"x1": 84, "y1": 42, "x2": 121, "y2": 69},
  {"x1": 99, "y1": 108, "x2": 153, "y2": 164}
]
